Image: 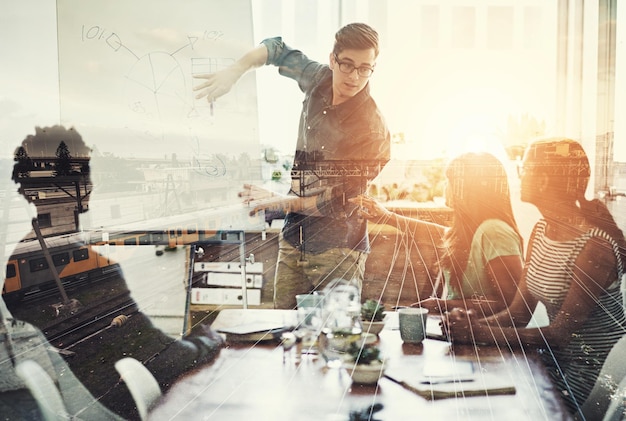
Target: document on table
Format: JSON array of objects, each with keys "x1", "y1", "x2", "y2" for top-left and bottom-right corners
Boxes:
[
  {"x1": 384, "y1": 357, "x2": 516, "y2": 400},
  {"x1": 422, "y1": 359, "x2": 474, "y2": 383}
]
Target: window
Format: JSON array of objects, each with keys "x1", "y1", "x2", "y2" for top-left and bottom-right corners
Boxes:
[
  {"x1": 52, "y1": 252, "x2": 70, "y2": 266},
  {"x1": 73, "y1": 248, "x2": 90, "y2": 262},
  {"x1": 487, "y1": 6, "x2": 514, "y2": 49},
  {"x1": 451, "y1": 7, "x2": 476, "y2": 48},
  {"x1": 29, "y1": 257, "x2": 49, "y2": 272},
  {"x1": 6, "y1": 263, "x2": 16, "y2": 279},
  {"x1": 523, "y1": 6, "x2": 543, "y2": 49},
  {"x1": 420, "y1": 6, "x2": 439, "y2": 49},
  {"x1": 151, "y1": 232, "x2": 166, "y2": 244},
  {"x1": 37, "y1": 213, "x2": 52, "y2": 228}
]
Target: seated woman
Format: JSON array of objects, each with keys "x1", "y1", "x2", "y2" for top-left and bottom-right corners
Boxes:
[
  {"x1": 445, "y1": 138, "x2": 626, "y2": 418},
  {"x1": 354, "y1": 151, "x2": 524, "y2": 317}
]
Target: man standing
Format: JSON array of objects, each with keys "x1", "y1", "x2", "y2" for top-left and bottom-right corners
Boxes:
[{"x1": 195, "y1": 23, "x2": 390, "y2": 309}]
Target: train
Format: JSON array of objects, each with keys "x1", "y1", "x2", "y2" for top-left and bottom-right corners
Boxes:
[
  {"x1": 3, "y1": 232, "x2": 115, "y2": 301},
  {"x1": 2, "y1": 204, "x2": 265, "y2": 301}
]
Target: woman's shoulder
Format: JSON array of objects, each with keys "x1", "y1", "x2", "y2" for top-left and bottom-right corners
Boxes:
[
  {"x1": 581, "y1": 226, "x2": 623, "y2": 263},
  {"x1": 474, "y1": 219, "x2": 523, "y2": 254}
]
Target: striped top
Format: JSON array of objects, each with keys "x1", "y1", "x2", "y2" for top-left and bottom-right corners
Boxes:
[{"x1": 526, "y1": 220, "x2": 626, "y2": 415}]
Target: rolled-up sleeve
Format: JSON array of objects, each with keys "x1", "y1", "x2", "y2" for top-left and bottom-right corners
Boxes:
[
  {"x1": 262, "y1": 37, "x2": 286, "y2": 65},
  {"x1": 480, "y1": 220, "x2": 523, "y2": 261},
  {"x1": 261, "y1": 37, "x2": 325, "y2": 92}
]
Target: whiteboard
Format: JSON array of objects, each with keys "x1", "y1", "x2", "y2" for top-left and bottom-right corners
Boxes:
[{"x1": 56, "y1": 0, "x2": 265, "y2": 230}]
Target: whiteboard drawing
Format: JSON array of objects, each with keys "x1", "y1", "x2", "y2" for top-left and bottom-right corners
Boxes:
[{"x1": 56, "y1": 0, "x2": 265, "y2": 231}]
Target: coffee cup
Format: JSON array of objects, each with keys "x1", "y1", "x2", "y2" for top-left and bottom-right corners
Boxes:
[{"x1": 398, "y1": 308, "x2": 429, "y2": 344}]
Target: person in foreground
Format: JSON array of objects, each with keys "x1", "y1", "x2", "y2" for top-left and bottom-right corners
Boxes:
[
  {"x1": 6, "y1": 126, "x2": 223, "y2": 420},
  {"x1": 194, "y1": 23, "x2": 390, "y2": 309},
  {"x1": 352, "y1": 151, "x2": 524, "y2": 317},
  {"x1": 445, "y1": 138, "x2": 626, "y2": 417}
]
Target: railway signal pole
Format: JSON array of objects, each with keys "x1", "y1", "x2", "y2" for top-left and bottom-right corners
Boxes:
[{"x1": 31, "y1": 219, "x2": 81, "y2": 314}]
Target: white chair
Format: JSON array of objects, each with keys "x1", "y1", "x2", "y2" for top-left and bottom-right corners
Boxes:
[
  {"x1": 15, "y1": 359, "x2": 69, "y2": 421},
  {"x1": 580, "y1": 335, "x2": 626, "y2": 420},
  {"x1": 114, "y1": 357, "x2": 162, "y2": 421}
]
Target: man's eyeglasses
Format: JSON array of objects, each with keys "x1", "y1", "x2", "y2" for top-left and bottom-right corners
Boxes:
[{"x1": 333, "y1": 54, "x2": 375, "y2": 77}]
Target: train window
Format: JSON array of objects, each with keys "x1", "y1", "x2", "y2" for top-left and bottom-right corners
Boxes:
[
  {"x1": 29, "y1": 257, "x2": 49, "y2": 272},
  {"x1": 73, "y1": 248, "x2": 90, "y2": 262},
  {"x1": 188, "y1": 227, "x2": 197, "y2": 235},
  {"x1": 6, "y1": 263, "x2": 16, "y2": 278},
  {"x1": 52, "y1": 252, "x2": 70, "y2": 266},
  {"x1": 169, "y1": 231, "x2": 176, "y2": 239},
  {"x1": 152, "y1": 232, "x2": 166, "y2": 244},
  {"x1": 177, "y1": 228, "x2": 183, "y2": 236},
  {"x1": 124, "y1": 237, "x2": 138, "y2": 245},
  {"x1": 139, "y1": 234, "x2": 151, "y2": 245}
]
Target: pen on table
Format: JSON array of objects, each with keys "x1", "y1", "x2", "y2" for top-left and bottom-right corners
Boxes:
[{"x1": 419, "y1": 378, "x2": 475, "y2": 385}]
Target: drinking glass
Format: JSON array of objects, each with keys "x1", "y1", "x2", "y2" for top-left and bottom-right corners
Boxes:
[{"x1": 295, "y1": 293, "x2": 324, "y2": 354}]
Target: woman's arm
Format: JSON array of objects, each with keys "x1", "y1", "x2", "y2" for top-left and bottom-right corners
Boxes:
[
  {"x1": 476, "y1": 275, "x2": 537, "y2": 328},
  {"x1": 479, "y1": 254, "x2": 523, "y2": 312}
]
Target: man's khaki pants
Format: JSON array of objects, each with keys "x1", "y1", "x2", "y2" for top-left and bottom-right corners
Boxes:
[{"x1": 273, "y1": 234, "x2": 366, "y2": 309}]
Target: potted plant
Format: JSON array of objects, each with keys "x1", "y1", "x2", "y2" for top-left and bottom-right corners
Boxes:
[
  {"x1": 343, "y1": 342, "x2": 386, "y2": 385},
  {"x1": 360, "y1": 299, "x2": 386, "y2": 335}
]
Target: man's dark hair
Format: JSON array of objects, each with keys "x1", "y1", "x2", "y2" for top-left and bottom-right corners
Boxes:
[{"x1": 333, "y1": 23, "x2": 379, "y2": 57}]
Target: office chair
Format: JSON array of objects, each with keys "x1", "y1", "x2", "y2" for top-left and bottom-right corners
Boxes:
[
  {"x1": 15, "y1": 359, "x2": 69, "y2": 421},
  {"x1": 114, "y1": 357, "x2": 162, "y2": 421}
]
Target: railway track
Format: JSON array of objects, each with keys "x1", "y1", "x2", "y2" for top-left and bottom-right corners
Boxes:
[
  {"x1": 42, "y1": 293, "x2": 137, "y2": 351},
  {"x1": 8, "y1": 268, "x2": 141, "y2": 352},
  {"x1": 18, "y1": 267, "x2": 119, "y2": 306}
]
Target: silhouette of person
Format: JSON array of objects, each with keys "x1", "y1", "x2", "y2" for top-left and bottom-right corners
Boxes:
[{"x1": 5, "y1": 125, "x2": 223, "y2": 420}]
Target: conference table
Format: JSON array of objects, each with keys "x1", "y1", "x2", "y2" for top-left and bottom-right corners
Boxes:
[{"x1": 148, "y1": 309, "x2": 572, "y2": 421}]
